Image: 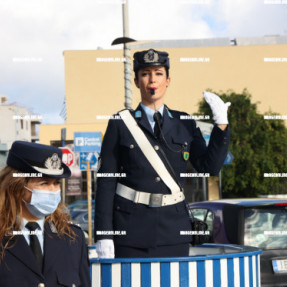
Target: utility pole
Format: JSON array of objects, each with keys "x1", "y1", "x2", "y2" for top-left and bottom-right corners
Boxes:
[
  {"x1": 122, "y1": 0, "x2": 132, "y2": 109},
  {"x1": 112, "y1": 0, "x2": 135, "y2": 108}
]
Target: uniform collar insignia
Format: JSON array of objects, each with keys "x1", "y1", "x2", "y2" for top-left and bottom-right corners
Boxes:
[
  {"x1": 135, "y1": 110, "x2": 142, "y2": 118},
  {"x1": 167, "y1": 110, "x2": 173, "y2": 118}
]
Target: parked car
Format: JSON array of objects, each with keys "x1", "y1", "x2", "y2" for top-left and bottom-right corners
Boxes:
[
  {"x1": 188, "y1": 198, "x2": 287, "y2": 286},
  {"x1": 72, "y1": 210, "x2": 95, "y2": 243},
  {"x1": 68, "y1": 200, "x2": 95, "y2": 243},
  {"x1": 68, "y1": 200, "x2": 95, "y2": 213}
]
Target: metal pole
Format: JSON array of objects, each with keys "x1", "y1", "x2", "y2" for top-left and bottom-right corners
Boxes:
[
  {"x1": 202, "y1": 177, "x2": 207, "y2": 201},
  {"x1": 122, "y1": 0, "x2": 132, "y2": 109},
  {"x1": 87, "y1": 161, "x2": 92, "y2": 245},
  {"x1": 219, "y1": 170, "x2": 222, "y2": 199},
  {"x1": 60, "y1": 129, "x2": 66, "y2": 204},
  {"x1": 61, "y1": 138, "x2": 65, "y2": 204}
]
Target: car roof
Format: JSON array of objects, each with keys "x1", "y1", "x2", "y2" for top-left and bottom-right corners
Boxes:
[{"x1": 189, "y1": 198, "x2": 287, "y2": 207}]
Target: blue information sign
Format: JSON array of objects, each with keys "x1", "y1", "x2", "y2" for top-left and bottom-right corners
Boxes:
[
  {"x1": 74, "y1": 132, "x2": 101, "y2": 152},
  {"x1": 224, "y1": 151, "x2": 234, "y2": 165},
  {"x1": 79, "y1": 152, "x2": 100, "y2": 171}
]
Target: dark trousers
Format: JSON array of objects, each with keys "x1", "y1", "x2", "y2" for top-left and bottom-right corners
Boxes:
[{"x1": 115, "y1": 243, "x2": 190, "y2": 258}]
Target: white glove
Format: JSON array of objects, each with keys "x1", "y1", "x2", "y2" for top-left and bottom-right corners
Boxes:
[
  {"x1": 203, "y1": 91, "x2": 231, "y2": 124},
  {"x1": 96, "y1": 239, "x2": 115, "y2": 258}
]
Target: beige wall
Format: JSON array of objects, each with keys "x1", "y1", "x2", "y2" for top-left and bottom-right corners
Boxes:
[
  {"x1": 40, "y1": 123, "x2": 107, "y2": 145},
  {"x1": 64, "y1": 50, "x2": 126, "y2": 125},
  {"x1": 40, "y1": 44, "x2": 287, "y2": 143},
  {"x1": 168, "y1": 45, "x2": 287, "y2": 115}
]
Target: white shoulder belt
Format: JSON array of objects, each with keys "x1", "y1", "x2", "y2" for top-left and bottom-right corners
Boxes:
[{"x1": 117, "y1": 109, "x2": 185, "y2": 207}]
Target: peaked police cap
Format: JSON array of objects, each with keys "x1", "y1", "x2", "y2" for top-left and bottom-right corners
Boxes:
[
  {"x1": 133, "y1": 49, "x2": 170, "y2": 72},
  {"x1": 7, "y1": 141, "x2": 71, "y2": 178}
]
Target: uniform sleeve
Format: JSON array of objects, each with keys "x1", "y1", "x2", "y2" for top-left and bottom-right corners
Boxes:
[
  {"x1": 189, "y1": 120, "x2": 230, "y2": 176},
  {"x1": 94, "y1": 119, "x2": 120, "y2": 241},
  {"x1": 78, "y1": 230, "x2": 91, "y2": 287}
]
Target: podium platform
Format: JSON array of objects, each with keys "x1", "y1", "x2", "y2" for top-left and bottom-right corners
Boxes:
[{"x1": 89, "y1": 244, "x2": 262, "y2": 287}]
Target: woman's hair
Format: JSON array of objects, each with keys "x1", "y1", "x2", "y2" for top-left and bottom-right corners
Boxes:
[{"x1": 0, "y1": 166, "x2": 75, "y2": 261}]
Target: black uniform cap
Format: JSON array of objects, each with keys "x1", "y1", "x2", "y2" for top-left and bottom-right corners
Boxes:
[
  {"x1": 133, "y1": 49, "x2": 170, "y2": 72},
  {"x1": 7, "y1": 141, "x2": 71, "y2": 178}
]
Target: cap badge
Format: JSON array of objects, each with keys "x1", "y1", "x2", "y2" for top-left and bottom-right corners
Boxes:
[
  {"x1": 45, "y1": 153, "x2": 62, "y2": 170},
  {"x1": 143, "y1": 50, "x2": 159, "y2": 63}
]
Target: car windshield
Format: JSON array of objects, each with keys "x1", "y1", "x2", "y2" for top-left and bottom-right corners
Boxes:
[
  {"x1": 244, "y1": 207, "x2": 287, "y2": 250},
  {"x1": 69, "y1": 202, "x2": 88, "y2": 211}
]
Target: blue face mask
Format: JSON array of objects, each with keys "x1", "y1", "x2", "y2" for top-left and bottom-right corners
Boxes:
[{"x1": 24, "y1": 187, "x2": 61, "y2": 218}]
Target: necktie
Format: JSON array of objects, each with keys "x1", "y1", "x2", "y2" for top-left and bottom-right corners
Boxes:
[
  {"x1": 25, "y1": 222, "x2": 43, "y2": 270},
  {"x1": 153, "y1": 112, "x2": 162, "y2": 139}
]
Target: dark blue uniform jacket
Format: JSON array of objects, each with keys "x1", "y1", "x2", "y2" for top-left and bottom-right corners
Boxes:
[
  {"x1": 0, "y1": 221, "x2": 91, "y2": 287},
  {"x1": 95, "y1": 104, "x2": 230, "y2": 248}
]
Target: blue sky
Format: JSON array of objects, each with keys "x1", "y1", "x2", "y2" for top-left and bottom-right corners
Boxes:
[{"x1": 0, "y1": 0, "x2": 286, "y2": 124}]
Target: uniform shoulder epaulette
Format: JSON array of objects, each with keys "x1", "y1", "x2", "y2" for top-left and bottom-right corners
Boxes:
[
  {"x1": 116, "y1": 108, "x2": 134, "y2": 117},
  {"x1": 118, "y1": 107, "x2": 134, "y2": 112},
  {"x1": 166, "y1": 108, "x2": 189, "y2": 119},
  {"x1": 68, "y1": 221, "x2": 81, "y2": 229},
  {"x1": 106, "y1": 108, "x2": 132, "y2": 118}
]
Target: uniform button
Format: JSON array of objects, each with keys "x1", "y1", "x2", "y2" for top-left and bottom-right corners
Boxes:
[
  {"x1": 184, "y1": 142, "x2": 188, "y2": 146},
  {"x1": 130, "y1": 144, "x2": 134, "y2": 149},
  {"x1": 155, "y1": 177, "x2": 160, "y2": 182},
  {"x1": 38, "y1": 284, "x2": 45, "y2": 287},
  {"x1": 72, "y1": 284, "x2": 76, "y2": 287},
  {"x1": 116, "y1": 206, "x2": 120, "y2": 210},
  {"x1": 154, "y1": 145, "x2": 159, "y2": 151},
  {"x1": 120, "y1": 166, "x2": 124, "y2": 171}
]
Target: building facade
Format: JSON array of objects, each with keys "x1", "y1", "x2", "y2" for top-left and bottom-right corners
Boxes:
[
  {"x1": 39, "y1": 35, "x2": 287, "y2": 202},
  {"x1": 0, "y1": 95, "x2": 42, "y2": 169}
]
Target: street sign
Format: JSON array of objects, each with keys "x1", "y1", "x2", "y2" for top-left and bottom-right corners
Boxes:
[
  {"x1": 224, "y1": 151, "x2": 234, "y2": 165},
  {"x1": 74, "y1": 132, "x2": 101, "y2": 152},
  {"x1": 60, "y1": 147, "x2": 74, "y2": 167},
  {"x1": 79, "y1": 152, "x2": 100, "y2": 170}
]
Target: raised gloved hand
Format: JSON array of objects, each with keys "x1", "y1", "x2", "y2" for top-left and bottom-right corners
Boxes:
[
  {"x1": 203, "y1": 91, "x2": 231, "y2": 125},
  {"x1": 96, "y1": 239, "x2": 115, "y2": 258}
]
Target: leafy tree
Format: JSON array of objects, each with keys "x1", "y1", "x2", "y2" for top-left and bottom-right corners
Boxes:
[{"x1": 196, "y1": 89, "x2": 287, "y2": 197}]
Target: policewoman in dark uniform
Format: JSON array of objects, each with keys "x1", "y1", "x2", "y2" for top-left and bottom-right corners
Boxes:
[
  {"x1": 95, "y1": 49, "x2": 231, "y2": 258},
  {"x1": 0, "y1": 141, "x2": 91, "y2": 287}
]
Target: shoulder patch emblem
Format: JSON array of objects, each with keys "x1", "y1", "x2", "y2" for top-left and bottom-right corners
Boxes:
[{"x1": 183, "y1": 152, "x2": 190, "y2": 161}]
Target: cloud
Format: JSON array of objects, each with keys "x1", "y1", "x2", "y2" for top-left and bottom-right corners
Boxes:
[
  {"x1": 129, "y1": 0, "x2": 286, "y2": 40},
  {"x1": 129, "y1": 0, "x2": 214, "y2": 40},
  {"x1": 210, "y1": 0, "x2": 287, "y2": 37},
  {"x1": 0, "y1": 0, "x2": 286, "y2": 125}
]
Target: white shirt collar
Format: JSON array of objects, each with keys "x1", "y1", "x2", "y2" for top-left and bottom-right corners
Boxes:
[{"x1": 22, "y1": 217, "x2": 45, "y2": 231}]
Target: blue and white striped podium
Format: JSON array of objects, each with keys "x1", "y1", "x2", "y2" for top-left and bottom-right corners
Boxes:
[{"x1": 90, "y1": 244, "x2": 262, "y2": 287}]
